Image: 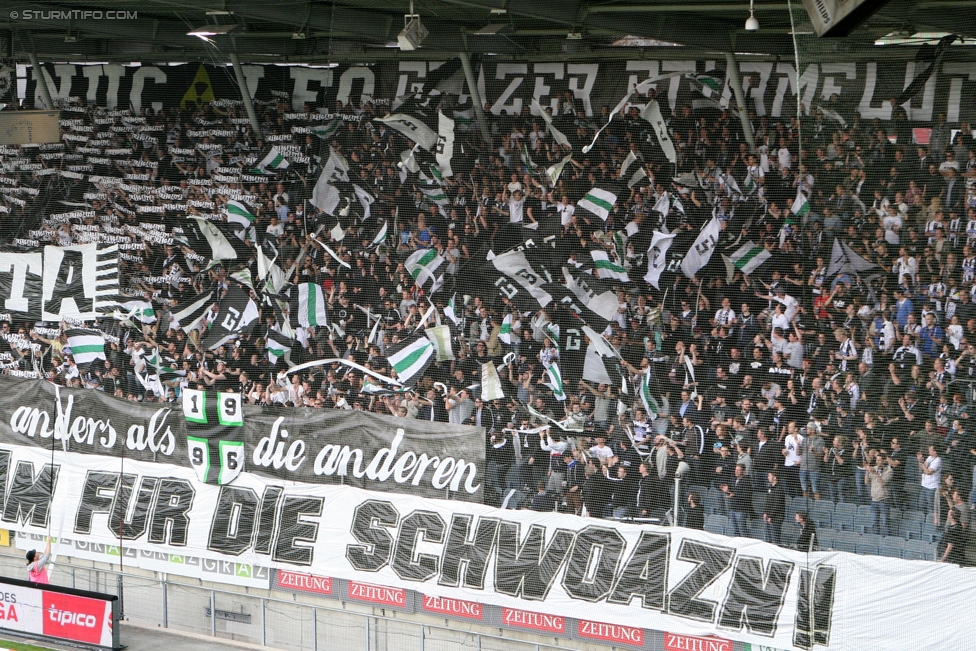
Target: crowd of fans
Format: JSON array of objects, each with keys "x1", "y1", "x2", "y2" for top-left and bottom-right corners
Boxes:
[{"x1": 0, "y1": 79, "x2": 974, "y2": 562}]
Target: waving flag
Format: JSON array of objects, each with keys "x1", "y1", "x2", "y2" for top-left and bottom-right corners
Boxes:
[
  {"x1": 266, "y1": 330, "x2": 295, "y2": 366},
  {"x1": 644, "y1": 231, "x2": 675, "y2": 290},
  {"x1": 578, "y1": 187, "x2": 618, "y2": 221},
  {"x1": 405, "y1": 248, "x2": 444, "y2": 292},
  {"x1": 254, "y1": 146, "x2": 288, "y2": 173},
  {"x1": 499, "y1": 313, "x2": 513, "y2": 345},
  {"x1": 66, "y1": 328, "x2": 106, "y2": 365},
  {"x1": 590, "y1": 250, "x2": 629, "y2": 282},
  {"x1": 225, "y1": 200, "x2": 256, "y2": 231},
  {"x1": 170, "y1": 290, "x2": 215, "y2": 333},
  {"x1": 386, "y1": 332, "x2": 435, "y2": 385},
  {"x1": 791, "y1": 189, "x2": 811, "y2": 219},
  {"x1": 722, "y1": 241, "x2": 772, "y2": 282},
  {"x1": 296, "y1": 283, "x2": 328, "y2": 328},
  {"x1": 638, "y1": 371, "x2": 660, "y2": 417},
  {"x1": 544, "y1": 362, "x2": 567, "y2": 401},
  {"x1": 680, "y1": 216, "x2": 722, "y2": 278},
  {"x1": 311, "y1": 116, "x2": 342, "y2": 140},
  {"x1": 117, "y1": 299, "x2": 156, "y2": 324},
  {"x1": 201, "y1": 286, "x2": 259, "y2": 350}
]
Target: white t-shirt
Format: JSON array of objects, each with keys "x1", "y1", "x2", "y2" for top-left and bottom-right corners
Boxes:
[
  {"x1": 784, "y1": 434, "x2": 803, "y2": 467},
  {"x1": 589, "y1": 444, "x2": 614, "y2": 461},
  {"x1": 921, "y1": 456, "x2": 942, "y2": 489},
  {"x1": 509, "y1": 197, "x2": 526, "y2": 223}
]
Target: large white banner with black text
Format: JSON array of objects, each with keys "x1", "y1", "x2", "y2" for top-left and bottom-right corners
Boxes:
[{"x1": 0, "y1": 442, "x2": 970, "y2": 651}]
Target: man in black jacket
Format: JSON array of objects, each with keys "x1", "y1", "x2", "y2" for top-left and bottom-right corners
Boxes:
[
  {"x1": 685, "y1": 491, "x2": 705, "y2": 530},
  {"x1": 721, "y1": 464, "x2": 753, "y2": 537},
  {"x1": 564, "y1": 451, "x2": 585, "y2": 515},
  {"x1": 636, "y1": 462, "x2": 658, "y2": 518},
  {"x1": 752, "y1": 428, "x2": 781, "y2": 492},
  {"x1": 764, "y1": 470, "x2": 787, "y2": 545},
  {"x1": 603, "y1": 465, "x2": 638, "y2": 519}
]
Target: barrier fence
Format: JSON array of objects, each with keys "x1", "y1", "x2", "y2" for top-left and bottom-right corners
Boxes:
[{"x1": 0, "y1": 549, "x2": 576, "y2": 651}]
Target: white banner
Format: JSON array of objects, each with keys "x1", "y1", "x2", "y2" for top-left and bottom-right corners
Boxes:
[{"x1": 0, "y1": 442, "x2": 972, "y2": 651}]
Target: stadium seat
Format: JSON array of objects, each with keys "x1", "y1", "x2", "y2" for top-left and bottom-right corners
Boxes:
[
  {"x1": 705, "y1": 489, "x2": 725, "y2": 515},
  {"x1": 704, "y1": 522, "x2": 725, "y2": 535},
  {"x1": 748, "y1": 520, "x2": 766, "y2": 541},
  {"x1": 792, "y1": 496, "x2": 812, "y2": 512},
  {"x1": 834, "y1": 502, "x2": 858, "y2": 518},
  {"x1": 879, "y1": 546, "x2": 904, "y2": 558},
  {"x1": 811, "y1": 499, "x2": 834, "y2": 515},
  {"x1": 752, "y1": 494, "x2": 767, "y2": 516},
  {"x1": 725, "y1": 524, "x2": 739, "y2": 537},
  {"x1": 832, "y1": 512, "x2": 854, "y2": 531},
  {"x1": 882, "y1": 536, "x2": 906, "y2": 549},
  {"x1": 899, "y1": 521, "x2": 922, "y2": 540},
  {"x1": 811, "y1": 511, "x2": 832, "y2": 530},
  {"x1": 781, "y1": 522, "x2": 801, "y2": 547},
  {"x1": 857, "y1": 504, "x2": 874, "y2": 518},
  {"x1": 860, "y1": 533, "x2": 883, "y2": 547},
  {"x1": 920, "y1": 523, "x2": 941, "y2": 543},
  {"x1": 856, "y1": 543, "x2": 879, "y2": 556},
  {"x1": 903, "y1": 510, "x2": 924, "y2": 523},
  {"x1": 832, "y1": 539, "x2": 857, "y2": 553},
  {"x1": 903, "y1": 540, "x2": 936, "y2": 561},
  {"x1": 815, "y1": 528, "x2": 837, "y2": 549},
  {"x1": 853, "y1": 514, "x2": 875, "y2": 534}
]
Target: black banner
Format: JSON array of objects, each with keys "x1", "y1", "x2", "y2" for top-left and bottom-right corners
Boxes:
[
  {"x1": 0, "y1": 375, "x2": 484, "y2": 501},
  {"x1": 20, "y1": 58, "x2": 976, "y2": 124}
]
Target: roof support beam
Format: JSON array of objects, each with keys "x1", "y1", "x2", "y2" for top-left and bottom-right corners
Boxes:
[
  {"x1": 229, "y1": 50, "x2": 262, "y2": 139},
  {"x1": 459, "y1": 51, "x2": 490, "y2": 144},
  {"x1": 725, "y1": 51, "x2": 756, "y2": 154},
  {"x1": 27, "y1": 51, "x2": 54, "y2": 109}
]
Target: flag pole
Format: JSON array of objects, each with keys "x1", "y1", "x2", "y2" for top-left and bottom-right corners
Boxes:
[{"x1": 303, "y1": 199, "x2": 308, "y2": 238}]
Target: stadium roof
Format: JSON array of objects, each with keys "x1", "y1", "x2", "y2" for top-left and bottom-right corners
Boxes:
[{"x1": 4, "y1": 0, "x2": 976, "y2": 64}]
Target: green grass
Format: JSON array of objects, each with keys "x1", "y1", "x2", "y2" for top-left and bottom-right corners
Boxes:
[{"x1": 0, "y1": 640, "x2": 57, "y2": 651}]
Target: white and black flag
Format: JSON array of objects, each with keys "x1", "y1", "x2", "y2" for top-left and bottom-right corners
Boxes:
[
  {"x1": 170, "y1": 290, "x2": 215, "y2": 333},
  {"x1": 201, "y1": 285, "x2": 259, "y2": 350}
]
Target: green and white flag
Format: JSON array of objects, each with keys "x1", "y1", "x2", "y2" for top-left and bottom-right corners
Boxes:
[
  {"x1": 405, "y1": 248, "x2": 444, "y2": 291},
  {"x1": 371, "y1": 220, "x2": 389, "y2": 247},
  {"x1": 230, "y1": 267, "x2": 255, "y2": 291},
  {"x1": 790, "y1": 188, "x2": 810, "y2": 222},
  {"x1": 266, "y1": 330, "x2": 294, "y2": 366},
  {"x1": 311, "y1": 116, "x2": 342, "y2": 140},
  {"x1": 481, "y1": 360, "x2": 505, "y2": 401},
  {"x1": 590, "y1": 250, "x2": 630, "y2": 282},
  {"x1": 452, "y1": 109, "x2": 474, "y2": 132},
  {"x1": 118, "y1": 299, "x2": 156, "y2": 324},
  {"x1": 353, "y1": 184, "x2": 375, "y2": 220},
  {"x1": 66, "y1": 328, "x2": 106, "y2": 365},
  {"x1": 386, "y1": 333, "x2": 435, "y2": 385},
  {"x1": 578, "y1": 187, "x2": 618, "y2": 221},
  {"x1": 619, "y1": 150, "x2": 639, "y2": 178},
  {"x1": 436, "y1": 111, "x2": 455, "y2": 178},
  {"x1": 722, "y1": 240, "x2": 772, "y2": 282},
  {"x1": 499, "y1": 313, "x2": 513, "y2": 345},
  {"x1": 421, "y1": 187, "x2": 450, "y2": 207},
  {"x1": 744, "y1": 172, "x2": 757, "y2": 195},
  {"x1": 544, "y1": 362, "x2": 567, "y2": 401},
  {"x1": 225, "y1": 200, "x2": 256, "y2": 230},
  {"x1": 638, "y1": 370, "x2": 660, "y2": 417},
  {"x1": 425, "y1": 325, "x2": 455, "y2": 362},
  {"x1": 545, "y1": 154, "x2": 573, "y2": 187},
  {"x1": 255, "y1": 146, "x2": 289, "y2": 173},
  {"x1": 444, "y1": 293, "x2": 462, "y2": 327},
  {"x1": 146, "y1": 347, "x2": 177, "y2": 375},
  {"x1": 297, "y1": 282, "x2": 328, "y2": 328}
]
